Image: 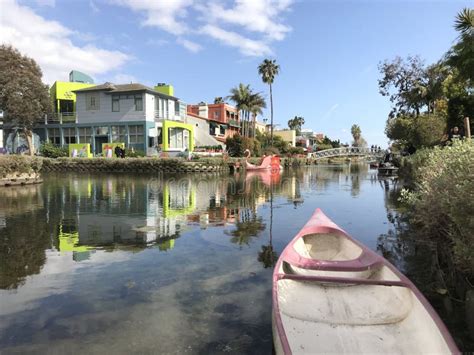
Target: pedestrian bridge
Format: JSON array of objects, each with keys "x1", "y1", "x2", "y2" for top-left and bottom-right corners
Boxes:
[{"x1": 307, "y1": 147, "x2": 385, "y2": 160}]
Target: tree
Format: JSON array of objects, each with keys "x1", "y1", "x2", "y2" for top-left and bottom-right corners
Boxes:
[
  {"x1": 258, "y1": 59, "x2": 280, "y2": 146},
  {"x1": 248, "y1": 92, "x2": 266, "y2": 138},
  {"x1": 228, "y1": 83, "x2": 251, "y2": 137},
  {"x1": 0, "y1": 45, "x2": 51, "y2": 155},
  {"x1": 287, "y1": 116, "x2": 305, "y2": 135},
  {"x1": 447, "y1": 8, "x2": 474, "y2": 83},
  {"x1": 214, "y1": 97, "x2": 225, "y2": 104},
  {"x1": 351, "y1": 124, "x2": 367, "y2": 147}
]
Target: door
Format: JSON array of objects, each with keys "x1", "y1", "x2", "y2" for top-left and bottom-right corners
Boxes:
[{"x1": 95, "y1": 136, "x2": 108, "y2": 154}]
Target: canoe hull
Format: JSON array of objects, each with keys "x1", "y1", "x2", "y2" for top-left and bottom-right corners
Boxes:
[{"x1": 272, "y1": 208, "x2": 459, "y2": 355}]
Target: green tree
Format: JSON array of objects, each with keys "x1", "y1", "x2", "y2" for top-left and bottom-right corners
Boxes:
[
  {"x1": 258, "y1": 59, "x2": 280, "y2": 146},
  {"x1": 287, "y1": 116, "x2": 305, "y2": 135},
  {"x1": 0, "y1": 45, "x2": 51, "y2": 155},
  {"x1": 228, "y1": 83, "x2": 251, "y2": 137},
  {"x1": 350, "y1": 124, "x2": 367, "y2": 147},
  {"x1": 214, "y1": 96, "x2": 225, "y2": 104},
  {"x1": 248, "y1": 92, "x2": 266, "y2": 138},
  {"x1": 447, "y1": 8, "x2": 474, "y2": 83}
]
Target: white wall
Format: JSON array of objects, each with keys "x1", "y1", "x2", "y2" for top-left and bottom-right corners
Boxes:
[
  {"x1": 76, "y1": 92, "x2": 148, "y2": 124},
  {"x1": 186, "y1": 114, "x2": 223, "y2": 147}
]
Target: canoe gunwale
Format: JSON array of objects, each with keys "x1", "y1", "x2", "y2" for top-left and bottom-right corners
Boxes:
[{"x1": 272, "y1": 208, "x2": 460, "y2": 355}]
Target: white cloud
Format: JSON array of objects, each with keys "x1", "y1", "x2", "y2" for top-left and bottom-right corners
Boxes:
[
  {"x1": 177, "y1": 38, "x2": 202, "y2": 53},
  {"x1": 111, "y1": 0, "x2": 193, "y2": 35},
  {"x1": 204, "y1": 0, "x2": 293, "y2": 41},
  {"x1": 0, "y1": 0, "x2": 130, "y2": 84},
  {"x1": 200, "y1": 25, "x2": 272, "y2": 57},
  {"x1": 89, "y1": 0, "x2": 100, "y2": 14},
  {"x1": 321, "y1": 104, "x2": 340, "y2": 121},
  {"x1": 111, "y1": 0, "x2": 294, "y2": 57}
]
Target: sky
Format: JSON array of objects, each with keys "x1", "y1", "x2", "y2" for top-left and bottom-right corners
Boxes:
[{"x1": 0, "y1": 0, "x2": 471, "y2": 146}]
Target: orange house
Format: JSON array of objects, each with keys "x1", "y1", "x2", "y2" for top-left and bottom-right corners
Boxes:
[{"x1": 187, "y1": 103, "x2": 240, "y2": 143}]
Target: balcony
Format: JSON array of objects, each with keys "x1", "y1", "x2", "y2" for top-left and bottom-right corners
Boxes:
[
  {"x1": 154, "y1": 111, "x2": 185, "y2": 121},
  {"x1": 37, "y1": 112, "x2": 77, "y2": 124}
]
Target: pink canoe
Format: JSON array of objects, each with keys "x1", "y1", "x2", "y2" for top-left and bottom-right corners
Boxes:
[{"x1": 273, "y1": 209, "x2": 459, "y2": 355}]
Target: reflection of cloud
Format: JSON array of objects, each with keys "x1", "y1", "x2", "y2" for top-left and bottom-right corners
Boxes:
[{"x1": 0, "y1": 250, "x2": 131, "y2": 317}]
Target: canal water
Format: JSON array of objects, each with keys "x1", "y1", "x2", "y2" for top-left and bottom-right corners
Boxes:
[{"x1": 0, "y1": 165, "x2": 468, "y2": 353}]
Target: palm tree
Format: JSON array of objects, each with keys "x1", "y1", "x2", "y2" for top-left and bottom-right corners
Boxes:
[
  {"x1": 351, "y1": 124, "x2": 361, "y2": 143},
  {"x1": 288, "y1": 116, "x2": 305, "y2": 135},
  {"x1": 228, "y1": 83, "x2": 251, "y2": 137},
  {"x1": 258, "y1": 59, "x2": 280, "y2": 146},
  {"x1": 248, "y1": 92, "x2": 266, "y2": 138},
  {"x1": 214, "y1": 97, "x2": 225, "y2": 104},
  {"x1": 454, "y1": 8, "x2": 474, "y2": 38}
]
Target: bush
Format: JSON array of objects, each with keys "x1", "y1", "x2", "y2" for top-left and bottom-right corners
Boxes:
[
  {"x1": 289, "y1": 147, "x2": 305, "y2": 155},
  {"x1": 262, "y1": 147, "x2": 280, "y2": 155},
  {"x1": 401, "y1": 140, "x2": 474, "y2": 273},
  {"x1": 226, "y1": 135, "x2": 260, "y2": 157},
  {"x1": 124, "y1": 148, "x2": 145, "y2": 158},
  {"x1": 39, "y1": 142, "x2": 68, "y2": 158},
  {"x1": 0, "y1": 155, "x2": 43, "y2": 177}
]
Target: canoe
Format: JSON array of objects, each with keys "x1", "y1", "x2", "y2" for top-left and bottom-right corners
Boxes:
[{"x1": 272, "y1": 209, "x2": 459, "y2": 355}]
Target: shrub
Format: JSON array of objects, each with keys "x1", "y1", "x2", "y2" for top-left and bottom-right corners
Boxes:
[
  {"x1": 124, "y1": 148, "x2": 145, "y2": 158},
  {"x1": 39, "y1": 142, "x2": 68, "y2": 158},
  {"x1": 401, "y1": 140, "x2": 474, "y2": 273},
  {"x1": 0, "y1": 155, "x2": 43, "y2": 177},
  {"x1": 289, "y1": 147, "x2": 305, "y2": 155}
]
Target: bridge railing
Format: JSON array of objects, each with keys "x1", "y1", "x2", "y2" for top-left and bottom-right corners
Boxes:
[{"x1": 307, "y1": 147, "x2": 385, "y2": 159}]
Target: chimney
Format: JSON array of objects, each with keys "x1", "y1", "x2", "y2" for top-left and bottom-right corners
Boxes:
[{"x1": 198, "y1": 103, "x2": 209, "y2": 118}]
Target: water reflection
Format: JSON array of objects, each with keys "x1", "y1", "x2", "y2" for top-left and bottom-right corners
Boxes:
[{"x1": 1, "y1": 164, "x2": 424, "y2": 353}]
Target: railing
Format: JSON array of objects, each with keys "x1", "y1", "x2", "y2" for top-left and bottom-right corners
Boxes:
[
  {"x1": 154, "y1": 111, "x2": 185, "y2": 121},
  {"x1": 307, "y1": 147, "x2": 386, "y2": 159},
  {"x1": 36, "y1": 112, "x2": 77, "y2": 124}
]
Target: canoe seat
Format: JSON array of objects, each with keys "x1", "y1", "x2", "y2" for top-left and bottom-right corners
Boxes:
[{"x1": 278, "y1": 279, "x2": 413, "y2": 326}]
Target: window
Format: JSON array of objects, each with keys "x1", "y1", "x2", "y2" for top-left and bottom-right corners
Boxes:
[
  {"x1": 63, "y1": 127, "x2": 76, "y2": 144},
  {"x1": 86, "y1": 93, "x2": 100, "y2": 110},
  {"x1": 112, "y1": 95, "x2": 120, "y2": 112},
  {"x1": 48, "y1": 128, "x2": 61, "y2": 145},
  {"x1": 95, "y1": 126, "x2": 109, "y2": 136},
  {"x1": 78, "y1": 127, "x2": 92, "y2": 143},
  {"x1": 163, "y1": 99, "x2": 168, "y2": 118},
  {"x1": 220, "y1": 125, "x2": 226, "y2": 135},
  {"x1": 129, "y1": 125, "x2": 144, "y2": 144},
  {"x1": 134, "y1": 94, "x2": 143, "y2": 111},
  {"x1": 112, "y1": 126, "x2": 127, "y2": 143},
  {"x1": 214, "y1": 111, "x2": 220, "y2": 119}
]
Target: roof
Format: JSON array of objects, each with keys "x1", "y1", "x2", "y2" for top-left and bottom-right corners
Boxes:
[{"x1": 73, "y1": 82, "x2": 178, "y2": 99}]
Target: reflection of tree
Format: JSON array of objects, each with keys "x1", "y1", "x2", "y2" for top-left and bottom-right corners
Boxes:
[
  {"x1": 0, "y1": 207, "x2": 53, "y2": 289},
  {"x1": 228, "y1": 215, "x2": 266, "y2": 246},
  {"x1": 258, "y1": 245, "x2": 278, "y2": 268}
]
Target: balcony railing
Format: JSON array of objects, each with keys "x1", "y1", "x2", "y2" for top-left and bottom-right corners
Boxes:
[
  {"x1": 37, "y1": 112, "x2": 77, "y2": 124},
  {"x1": 154, "y1": 111, "x2": 185, "y2": 121}
]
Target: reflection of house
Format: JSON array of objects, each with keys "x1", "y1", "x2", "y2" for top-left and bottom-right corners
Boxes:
[
  {"x1": 187, "y1": 102, "x2": 240, "y2": 143},
  {"x1": 32, "y1": 72, "x2": 194, "y2": 155}
]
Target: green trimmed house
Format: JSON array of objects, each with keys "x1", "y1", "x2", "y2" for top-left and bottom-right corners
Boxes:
[{"x1": 33, "y1": 73, "x2": 194, "y2": 156}]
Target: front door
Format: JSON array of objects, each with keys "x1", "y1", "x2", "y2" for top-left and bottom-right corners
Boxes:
[{"x1": 95, "y1": 136, "x2": 108, "y2": 155}]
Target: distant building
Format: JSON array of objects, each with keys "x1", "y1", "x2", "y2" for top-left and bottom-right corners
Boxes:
[
  {"x1": 255, "y1": 120, "x2": 267, "y2": 134},
  {"x1": 187, "y1": 102, "x2": 240, "y2": 143},
  {"x1": 274, "y1": 129, "x2": 296, "y2": 147}
]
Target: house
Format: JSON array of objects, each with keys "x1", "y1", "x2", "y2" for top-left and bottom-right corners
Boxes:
[
  {"x1": 187, "y1": 102, "x2": 240, "y2": 143},
  {"x1": 255, "y1": 120, "x2": 268, "y2": 134},
  {"x1": 33, "y1": 79, "x2": 194, "y2": 155},
  {"x1": 274, "y1": 129, "x2": 296, "y2": 147}
]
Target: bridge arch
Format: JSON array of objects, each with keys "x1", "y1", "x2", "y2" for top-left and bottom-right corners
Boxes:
[{"x1": 307, "y1": 147, "x2": 385, "y2": 160}]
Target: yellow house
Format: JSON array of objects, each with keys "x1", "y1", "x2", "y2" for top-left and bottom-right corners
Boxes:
[{"x1": 274, "y1": 129, "x2": 296, "y2": 147}]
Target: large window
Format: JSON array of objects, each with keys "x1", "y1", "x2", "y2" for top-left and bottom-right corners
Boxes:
[
  {"x1": 129, "y1": 125, "x2": 144, "y2": 144},
  {"x1": 86, "y1": 93, "x2": 100, "y2": 111},
  {"x1": 48, "y1": 128, "x2": 61, "y2": 145},
  {"x1": 134, "y1": 94, "x2": 143, "y2": 111},
  {"x1": 78, "y1": 127, "x2": 92, "y2": 144},
  {"x1": 112, "y1": 95, "x2": 120, "y2": 112},
  {"x1": 112, "y1": 126, "x2": 127, "y2": 143},
  {"x1": 168, "y1": 127, "x2": 189, "y2": 149},
  {"x1": 63, "y1": 127, "x2": 76, "y2": 144}
]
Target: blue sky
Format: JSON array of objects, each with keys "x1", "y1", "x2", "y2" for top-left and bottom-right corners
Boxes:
[{"x1": 1, "y1": 0, "x2": 471, "y2": 146}]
